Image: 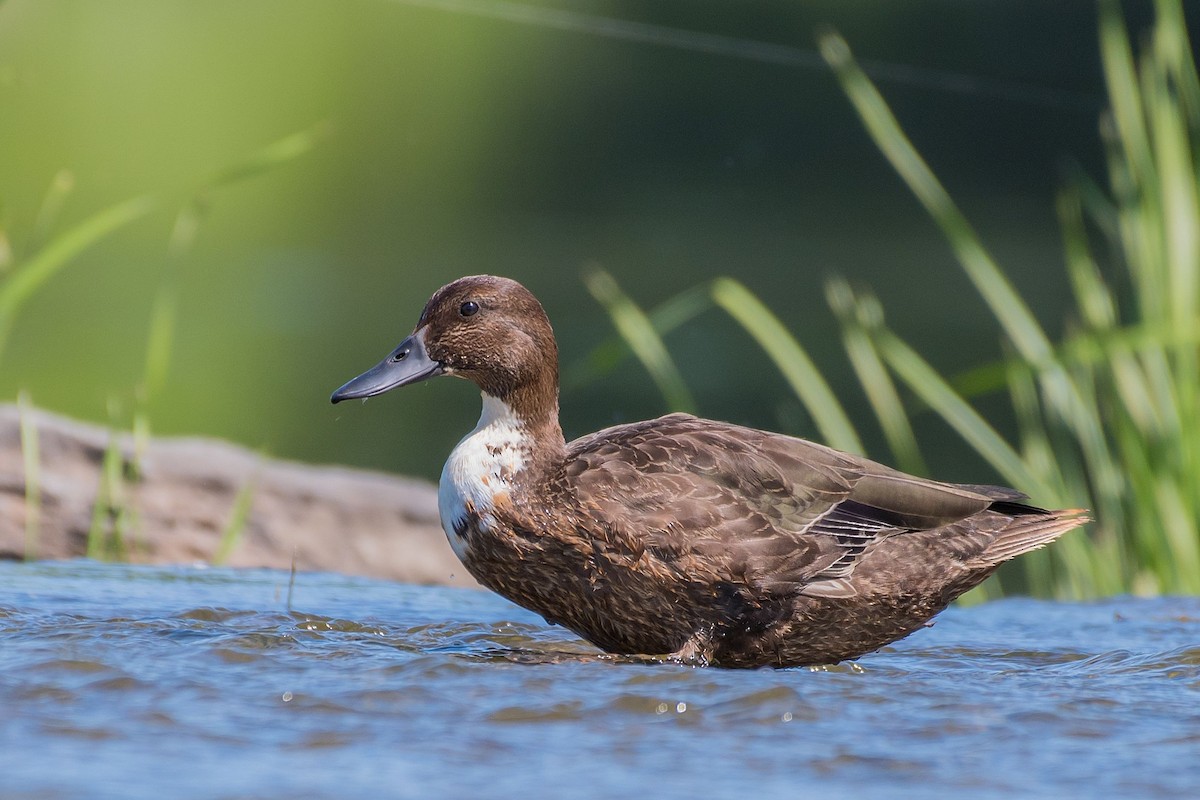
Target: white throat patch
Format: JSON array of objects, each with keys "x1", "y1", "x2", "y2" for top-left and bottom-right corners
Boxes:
[{"x1": 437, "y1": 393, "x2": 528, "y2": 562}]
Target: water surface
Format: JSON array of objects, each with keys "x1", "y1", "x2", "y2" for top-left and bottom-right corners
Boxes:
[{"x1": 1, "y1": 561, "x2": 1197, "y2": 799}]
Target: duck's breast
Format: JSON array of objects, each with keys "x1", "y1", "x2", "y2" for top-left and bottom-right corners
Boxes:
[{"x1": 437, "y1": 394, "x2": 529, "y2": 562}]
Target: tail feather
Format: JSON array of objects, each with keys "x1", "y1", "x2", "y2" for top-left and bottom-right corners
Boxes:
[{"x1": 973, "y1": 508, "x2": 1090, "y2": 567}]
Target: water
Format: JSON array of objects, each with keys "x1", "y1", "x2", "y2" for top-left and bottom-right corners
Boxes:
[{"x1": 1, "y1": 561, "x2": 1197, "y2": 799}]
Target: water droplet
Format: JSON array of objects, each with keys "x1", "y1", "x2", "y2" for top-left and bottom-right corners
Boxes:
[
  {"x1": 781, "y1": 711, "x2": 793, "y2": 722},
  {"x1": 282, "y1": 691, "x2": 293, "y2": 702},
  {"x1": 675, "y1": 702, "x2": 687, "y2": 713},
  {"x1": 655, "y1": 702, "x2": 668, "y2": 714}
]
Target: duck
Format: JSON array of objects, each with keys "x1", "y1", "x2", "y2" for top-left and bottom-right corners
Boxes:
[{"x1": 331, "y1": 275, "x2": 1088, "y2": 668}]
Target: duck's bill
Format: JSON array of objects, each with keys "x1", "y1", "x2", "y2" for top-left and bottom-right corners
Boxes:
[{"x1": 330, "y1": 332, "x2": 443, "y2": 403}]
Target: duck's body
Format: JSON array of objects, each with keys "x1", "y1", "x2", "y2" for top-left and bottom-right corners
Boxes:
[{"x1": 333, "y1": 275, "x2": 1087, "y2": 668}]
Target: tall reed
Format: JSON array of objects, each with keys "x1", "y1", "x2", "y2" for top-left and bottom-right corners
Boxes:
[
  {"x1": 6, "y1": 125, "x2": 325, "y2": 564},
  {"x1": 817, "y1": 0, "x2": 1199, "y2": 596},
  {"x1": 583, "y1": 0, "x2": 1199, "y2": 597}
]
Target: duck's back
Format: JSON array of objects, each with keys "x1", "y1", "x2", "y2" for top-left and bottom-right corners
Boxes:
[{"x1": 512, "y1": 413, "x2": 1082, "y2": 666}]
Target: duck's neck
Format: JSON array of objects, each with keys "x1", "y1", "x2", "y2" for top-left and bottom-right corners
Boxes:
[{"x1": 492, "y1": 381, "x2": 566, "y2": 469}]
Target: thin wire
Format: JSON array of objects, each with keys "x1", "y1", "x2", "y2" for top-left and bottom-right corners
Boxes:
[{"x1": 390, "y1": 0, "x2": 1102, "y2": 111}]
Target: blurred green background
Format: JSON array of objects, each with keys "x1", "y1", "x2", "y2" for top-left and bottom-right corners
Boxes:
[{"x1": 0, "y1": 0, "x2": 1161, "y2": 483}]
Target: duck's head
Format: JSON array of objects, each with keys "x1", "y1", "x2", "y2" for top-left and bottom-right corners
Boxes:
[{"x1": 331, "y1": 275, "x2": 560, "y2": 420}]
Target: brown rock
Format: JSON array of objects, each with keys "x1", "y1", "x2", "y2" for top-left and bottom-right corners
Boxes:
[{"x1": 0, "y1": 404, "x2": 478, "y2": 588}]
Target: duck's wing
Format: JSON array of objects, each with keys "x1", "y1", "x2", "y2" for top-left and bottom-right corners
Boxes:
[{"x1": 560, "y1": 413, "x2": 1003, "y2": 599}]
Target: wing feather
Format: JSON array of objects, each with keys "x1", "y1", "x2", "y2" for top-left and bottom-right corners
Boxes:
[{"x1": 558, "y1": 413, "x2": 996, "y2": 598}]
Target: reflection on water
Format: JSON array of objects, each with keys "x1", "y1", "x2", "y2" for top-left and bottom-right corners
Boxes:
[{"x1": 1, "y1": 561, "x2": 1198, "y2": 799}]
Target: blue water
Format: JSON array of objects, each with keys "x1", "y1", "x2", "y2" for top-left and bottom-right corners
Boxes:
[{"x1": 1, "y1": 561, "x2": 1198, "y2": 799}]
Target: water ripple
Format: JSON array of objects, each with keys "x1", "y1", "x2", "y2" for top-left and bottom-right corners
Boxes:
[{"x1": 2, "y1": 562, "x2": 1199, "y2": 799}]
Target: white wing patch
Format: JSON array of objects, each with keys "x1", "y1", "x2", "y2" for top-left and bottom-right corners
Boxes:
[{"x1": 438, "y1": 393, "x2": 528, "y2": 562}]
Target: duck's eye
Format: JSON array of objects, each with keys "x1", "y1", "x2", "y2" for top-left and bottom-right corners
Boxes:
[{"x1": 459, "y1": 301, "x2": 480, "y2": 317}]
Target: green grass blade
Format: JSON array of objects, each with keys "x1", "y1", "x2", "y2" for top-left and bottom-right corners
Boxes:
[
  {"x1": 584, "y1": 268, "x2": 697, "y2": 413},
  {"x1": 86, "y1": 398, "x2": 139, "y2": 561},
  {"x1": 204, "y1": 122, "x2": 330, "y2": 191},
  {"x1": 18, "y1": 392, "x2": 40, "y2": 561},
  {"x1": 1070, "y1": 162, "x2": 1123, "y2": 247},
  {"x1": 30, "y1": 169, "x2": 76, "y2": 252},
  {"x1": 213, "y1": 465, "x2": 261, "y2": 566},
  {"x1": 1005, "y1": 356, "x2": 1065, "y2": 501},
  {"x1": 564, "y1": 281, "x2": 713, "y2": 391},
  {"x1": 826, "y1": 278, "x2": 927, "y2": 473},
  {"x1": 819, "y1": 32, "x2": 1056, "y2": 367},
  {"x1": 1150, "y1": 82, "x2": 1200, "y2": 329},
  {"x1": 139, "y1": 206, "x2": 198, "y2": 411},
  {"x1": 873, "y1": 329, "x2": 1041, "y2": 491},
  {"x1": 1058, "y1": 185, "x2": 1118, "y2": 331},
  {"x1": 141, "y1": 127, "x2": 326, "y2": 410},
  {"x1": 142, "y1": 282, "x2": 179, "y2": 407},
  {"x1": 712, "y1": 277, "x2": 864, "y2": 454},
  {"x1": 0, "y1": 200, "x2": 12, "y2": 274},
  {"x1": 0, "y1": 194, "x2": 156, "y2": 363},
  {"x1": 1100, "y1": 0, "x2": 1156, "y2": 198},
  {"x1": 1143, "y1": 15, "x2": 1200, "y2": 492},
  {"x1": 87, "y1": 430, "x2": 122, "y2": 561}
]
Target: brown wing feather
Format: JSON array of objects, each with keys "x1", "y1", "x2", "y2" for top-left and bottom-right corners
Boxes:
[{"x1": 560, "y1": 413, "x2": 999, "y2": 597}]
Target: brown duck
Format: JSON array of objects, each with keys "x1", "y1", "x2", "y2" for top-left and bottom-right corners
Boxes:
[{"x1": 331, "y1": 275, "x2": 1087, "y2": 668}]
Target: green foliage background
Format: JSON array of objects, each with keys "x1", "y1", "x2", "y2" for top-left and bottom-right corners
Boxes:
[{"x1": 2, "y1": 1, "x2": 1192, "y2": 594}]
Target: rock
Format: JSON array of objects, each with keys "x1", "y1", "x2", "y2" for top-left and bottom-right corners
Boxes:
[{"x1": 0, "y1": 404, "x2": 478, "y2": 588}]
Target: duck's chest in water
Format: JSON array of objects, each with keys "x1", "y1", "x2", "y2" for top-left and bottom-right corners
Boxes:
[{"x1": 437, "y1": 396, "x2": 529, "y2": 562}]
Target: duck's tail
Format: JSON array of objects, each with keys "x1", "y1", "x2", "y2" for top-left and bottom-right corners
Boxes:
[{"x1": 974, "y1": 507, "x2": 1090, "y2": 567}]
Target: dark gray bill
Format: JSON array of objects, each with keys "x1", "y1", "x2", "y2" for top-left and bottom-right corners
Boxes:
[{"x1": 330, "y1": 332, "x2": 442, "y2": 403}]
